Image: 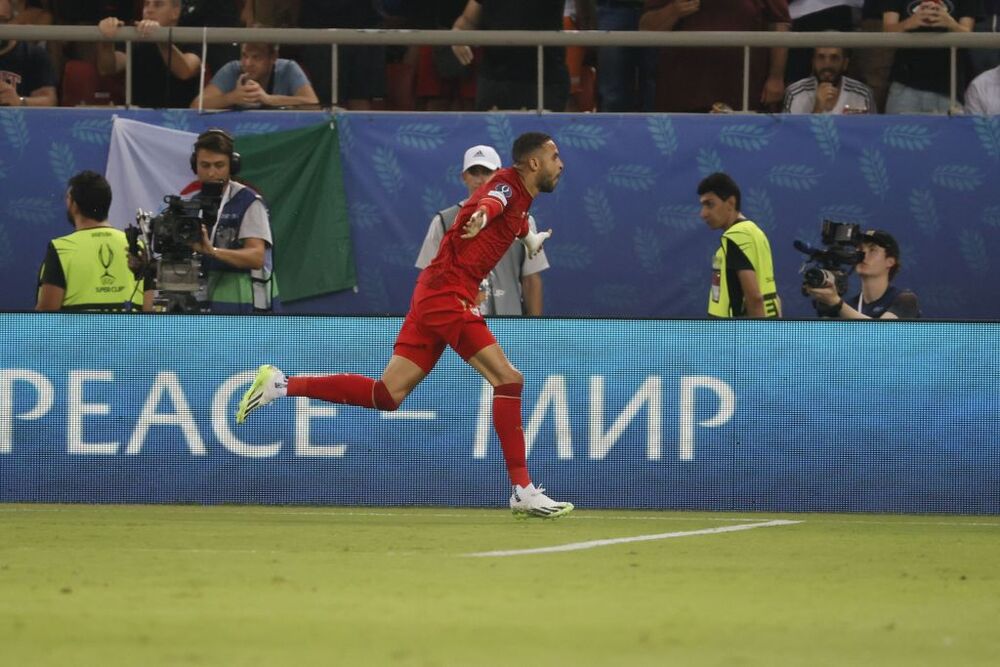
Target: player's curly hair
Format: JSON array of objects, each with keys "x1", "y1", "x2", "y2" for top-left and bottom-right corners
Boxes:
[{"x1": 512, "y1": 132, "x2": 553, "y2": 165}]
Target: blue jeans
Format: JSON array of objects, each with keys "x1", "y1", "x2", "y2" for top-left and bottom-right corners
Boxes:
[
  {"x1": 596, "y1": 4, "x2": 655, "y2": 112},
  {"x1": 885, "y1": 82, "x2": 955, "y2": 114}
]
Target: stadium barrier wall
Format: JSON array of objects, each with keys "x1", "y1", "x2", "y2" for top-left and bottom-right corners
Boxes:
[
  {"x1": 2, "y1": 108, "x2": 999, "y2": 319},
  {"x1": 2, "y1": 313, "x2": 997, "y2": 514}
]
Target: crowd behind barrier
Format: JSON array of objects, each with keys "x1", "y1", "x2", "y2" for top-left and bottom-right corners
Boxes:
[{"x1": 3, "y1": 1, "x2": 1000, "y2": 113}]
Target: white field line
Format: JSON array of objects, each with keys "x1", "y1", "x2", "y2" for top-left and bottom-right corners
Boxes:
[{"x1": 463, "y1": 519, "x2": 803, "y2": 558}]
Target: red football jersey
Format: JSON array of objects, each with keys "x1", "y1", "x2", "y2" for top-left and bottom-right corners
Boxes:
[{"x1": 419, "y1": 167, "x2": 533, "y2": 302}]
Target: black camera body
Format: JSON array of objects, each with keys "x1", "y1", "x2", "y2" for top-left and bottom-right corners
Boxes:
[
  {"x1": 794, "y1": 220, "x2": 865, "y2": 296},
  {"x1": 126, "y1": 181, "x2": 225, "y2": 312}
]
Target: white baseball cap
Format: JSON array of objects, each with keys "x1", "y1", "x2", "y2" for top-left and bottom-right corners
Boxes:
[{"x1": 462, "y1": 145, "x2": 502, "y2": 172}]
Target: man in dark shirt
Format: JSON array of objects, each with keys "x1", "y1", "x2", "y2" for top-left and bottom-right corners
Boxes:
[
  {"x1": 0, "y1": 0, "x2": 57, "y2": 106},
  {"x1": 450, "y1": 0, "x2": 569, "y2": 111},
  {"x1": 806, "y1": 230, "x2": 921, "y2": 319},
  {"x1": 96, "y1": 0, "x2": 201, "y2": 108}
]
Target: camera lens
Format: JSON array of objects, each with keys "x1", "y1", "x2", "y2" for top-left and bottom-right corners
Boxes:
[{"x1": 803, "y1": 267, "x2": 828, "y2": 288}]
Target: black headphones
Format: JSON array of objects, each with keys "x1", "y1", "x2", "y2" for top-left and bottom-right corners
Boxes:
[{"x1": 190, "y1": 128, "x2": 242, "y2": 176}]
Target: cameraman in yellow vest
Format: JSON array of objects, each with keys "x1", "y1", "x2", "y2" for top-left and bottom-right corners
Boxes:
[
  {"x1": 698, "y1": 172, "x2": 781, "y2": 318},
  {"x1": 36, "y1": 171, "x2": 152, "y2": 312}
]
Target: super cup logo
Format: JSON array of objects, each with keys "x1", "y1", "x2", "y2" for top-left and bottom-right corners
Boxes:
[{"x1": 98, "y1": 243, "x2": 115, "y2": 285}]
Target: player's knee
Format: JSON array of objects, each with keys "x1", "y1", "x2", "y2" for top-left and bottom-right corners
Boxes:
[{"x1": 373, "y1": 380, "x2": 401, "y2": 411}]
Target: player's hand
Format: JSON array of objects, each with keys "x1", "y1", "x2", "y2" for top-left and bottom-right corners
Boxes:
[
  {"x1": 461, "y1": 209, "x2": 488, "y2": 239},
  {"x1": 521, "y1": 229, "x2": 552, "y2": 259},
  {"x1": 98, "y1": 17, "x2": 124, "y2": 38}
]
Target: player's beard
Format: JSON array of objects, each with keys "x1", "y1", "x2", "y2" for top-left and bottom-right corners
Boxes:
[{"x1": 538, "y1": 172, "x2": 559, "y2": 193}]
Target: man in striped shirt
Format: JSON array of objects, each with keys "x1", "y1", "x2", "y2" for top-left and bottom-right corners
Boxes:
[{"x1": 783, "y1": 46, "x2": 876, "y2": 114}]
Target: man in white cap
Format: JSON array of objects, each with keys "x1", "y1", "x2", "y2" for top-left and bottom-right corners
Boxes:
[{"x1": 415, "y1": 144, "x2": 549, "y2": 315}]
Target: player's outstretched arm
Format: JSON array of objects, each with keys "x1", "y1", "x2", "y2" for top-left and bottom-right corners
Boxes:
[
  {"x1": 461, "y1": 208, "x2": 489, "y2": 239},
  {"x1": 521, "y1": 228, "x2": 552, "y2": 259}
]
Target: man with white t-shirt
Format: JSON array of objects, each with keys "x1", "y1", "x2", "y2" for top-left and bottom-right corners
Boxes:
[
  {"x1": 783, "y1": 46, "x2": 876, "y2": 114},
  {"x1": 965, "y1": 64, "x2": 1000, "y2": 114}
]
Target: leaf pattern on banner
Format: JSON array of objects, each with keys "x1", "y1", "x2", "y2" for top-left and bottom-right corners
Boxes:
[
  {"x1": 818, "y1": 205, "x2": 869, "y2": 226},
  {"x1": 696, "y1": 147, "x2": 723, "y2": 177},
  {"x1": 381, "y1": 242, "x2": 421, "y2": 268},
  {"x1": 357, "y1": 264, "x2": 391, "y2": 313},
  {"x1": 810, "y1": 115, "x2": 840, "y2": 160},
  {"x1": 485, "y1": 114, "x2": 514, "y2": 151},
  {"x1": 421, "y1": 186, "x2": 448, "y2": 219},
  {"x1": 972, "y1": 116, "x2": 1000, "y2": 159},
  {"x1": 70, "y1": 117, "x2": 112, "y2": 144},
  {"x1": 606, "y1": 164, "x2": 656, "y2": 190},
  {"x1": 919, "y1": 284, "x2": 969, "y2": 316},
  {"x1": 584, "y1": 187, "x2": 614, "y2": 234},
  {"x1": 593, "y1": 283, "x2": 641, "y2": 311},
  {"x1": 349, "y1": 202, "x2": 381, "y2": 229},
  {"x1": 959, "y1": 229, "x2": 989, "y2": 275},
  {"x1": 657, "y1": 203, "x2": 701, "y2": 230},
  {"x1": 396, "y1": 123, "x2": 447, "y2": 150},
  {"x1": 881, "y1": 124, "x2": 932, "y2": 150},
  {"x1": 49, "y1": 142, "x2": 76, "y2": 185},
  {"x1": 0, "y1": 157, "x2": 6, "y2": 180},
  {"x1": 647, "y1": 116, "x2": 677, "y2": 155},
  {"x1": 718, "y1": 124, "x2": 775, "y2": 151},
  {"x1": 233, "y1": 121, "x2": 280, "y2": 135},
  {"x1": 908, "y1": 189, "x2": 938, "y2": 235},
  {"x1": 744, "y1": 188, "x2": 776, "y2": 231},
  {"x1": 445, "y1": 164, "x2": 463, "y2": 188},
  {"x1": 859, "y1": 147, "x2": 889, "y2": 198},
  {"x1": 160, "y1": 109, "x2": 190, "y2": 131},
  {"x1": 373, "y1": 146, "x2": 403, "y2": 195},
  {"x1": 557, "y1": 123, "x2": 608, "y2": 151},
  {"x1": 634, "y1": 227, "x2": 662, "y2": 273},
  {"x1": 0, "y1": 108, "x2": 29, "y2": 153},
  {"x1": 767, "y1": 164, "x2": 820, "y2": 190},
  {"x1": 552, "y1": 242, "x2": 594, "y2": 269},
  {"x1": 7, "y1": 197, "x2": 57, "y2": 225},
  {"x1": 676, "y1": 266, "x2": 706, "y2": 312},
  {"x1": 981, "y1": 204, "x2": 1000, "y2": 227},
  {"x1": 931, "y1": 164, "x2": 983, "y2": 191},
  {"x1": 337, "y1": 115, "x2": 355, "y2": 152}
]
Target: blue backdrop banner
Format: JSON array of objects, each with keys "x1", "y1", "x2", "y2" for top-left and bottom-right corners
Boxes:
[
  {"x1": 1, "y1": 108, "x2": 998, "y2": 318},
  {"x1": 1, "y1": 313, "x2": 997, "y2": 514}
]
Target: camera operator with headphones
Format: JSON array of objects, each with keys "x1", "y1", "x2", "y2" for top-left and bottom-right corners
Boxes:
[
  {"x1": 805, "y1": 229, "x2": 921, "y2": 319},
  {"x1": 186, "y1": 128, "x2": 278, "y2": 313}
]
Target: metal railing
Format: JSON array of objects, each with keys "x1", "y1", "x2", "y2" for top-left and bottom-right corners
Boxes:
[{"x1": 3, "y1": 24, "x2": 999, "y2": 111}]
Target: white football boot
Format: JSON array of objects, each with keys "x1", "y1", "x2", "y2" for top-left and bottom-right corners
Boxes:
[
  {"x1": 236, "y1": 364, "x2": 287, "y2": 424},
  {"x1": 509, "y1": 483, "x2": 574, "y2": 519}
]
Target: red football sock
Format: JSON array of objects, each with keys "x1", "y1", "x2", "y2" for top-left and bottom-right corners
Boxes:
[
  {"x1": 493, "y1": 383, "x2": 531, "y2": 488},
  {"x1": 287, "y1": 374, "x2": 375, "y2": 408}
]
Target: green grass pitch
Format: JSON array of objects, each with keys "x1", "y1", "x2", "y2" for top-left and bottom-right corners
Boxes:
[{"x1": 1, "y1": 504, "x2": 997, "y2": 666}]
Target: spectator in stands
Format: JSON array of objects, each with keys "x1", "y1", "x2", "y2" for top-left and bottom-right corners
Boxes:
[
  {"x1": 640, "y1": 0, "x2": 792, "y2": 113},
  {"x1": 191, "y1": 39, "x2": 319, "y2": 110},
  {"x1": 964, "y1": 63, "x2": 1000, "y2": 113},
  {"x1": 563, "y1": 0, "x2": 597, "y2": 112},
  {"x1": 785, "y1": 1, "x2": 860, "y2": 84},
  {"x1": 968, "y1": 1, "x2": 1000, "y2": 79},
  {"x1": 96, "y1": 0, "x2": 201, "y2": 108},
  {"x1": 594, "y1": 0, "x2": 652, "y2": 111},
  {"x1": 178, "y1": 0, "x2": 241, "y2": 80},
  {"x1": 883, "y1": 0, "x2": 975, "y2": 114},
  {"x1": 806, "y1": 229, "x2": 921, "y2": 319},
  {"x1": 783, "y1": 46, "x2": 876, "y2": 113},
  {"x1": 415, "y1": 144, "x2": 549, "y2": 316},
  {"x1": 848, "y1": 0, "x2": 895, "y2": 112},
  {"x1": 297, "y1": 0, "x2": 386, "y2": 109},
  {"x1": 450, "y1": 0, "x2": 569, "y2": 111},
  {"x1": 240, "y1": 0, "x2": 300, "y2": 29},
  {"x1": 698, "y1": 172, "x2": 781, "y2": 318},
  {"x1": 0, "y1": 0, "x2": 57, "y2": 106},
  {"x1": 11, "y1": 0, "x2": 51, "y2": 25},
  {"x1": 397, "y1": 0, "x2": 475, "y2": 111},
  {"x1": 36, "y1": 171, "x2": 151, "y2": 312}
]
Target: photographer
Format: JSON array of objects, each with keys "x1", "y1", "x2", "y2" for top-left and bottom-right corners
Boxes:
[
  {"x1": 806, "y1": 229, "x2": 921, "y2": 319},
  {"x1": 187, "y1": 129, "x2": 277, "y2": 313},
  {"x1": 37, "y1": 171, "x2": 152, "y2": 312}
]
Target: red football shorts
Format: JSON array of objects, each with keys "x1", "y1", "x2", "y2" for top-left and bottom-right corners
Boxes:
[{"x1": 393, "y1": 283, "x2": 498, "y2": 374}]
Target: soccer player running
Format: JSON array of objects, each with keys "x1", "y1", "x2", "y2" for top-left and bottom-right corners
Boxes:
[{"x1": 236, "y1": 132, "x2": 573, "y2": 519}]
